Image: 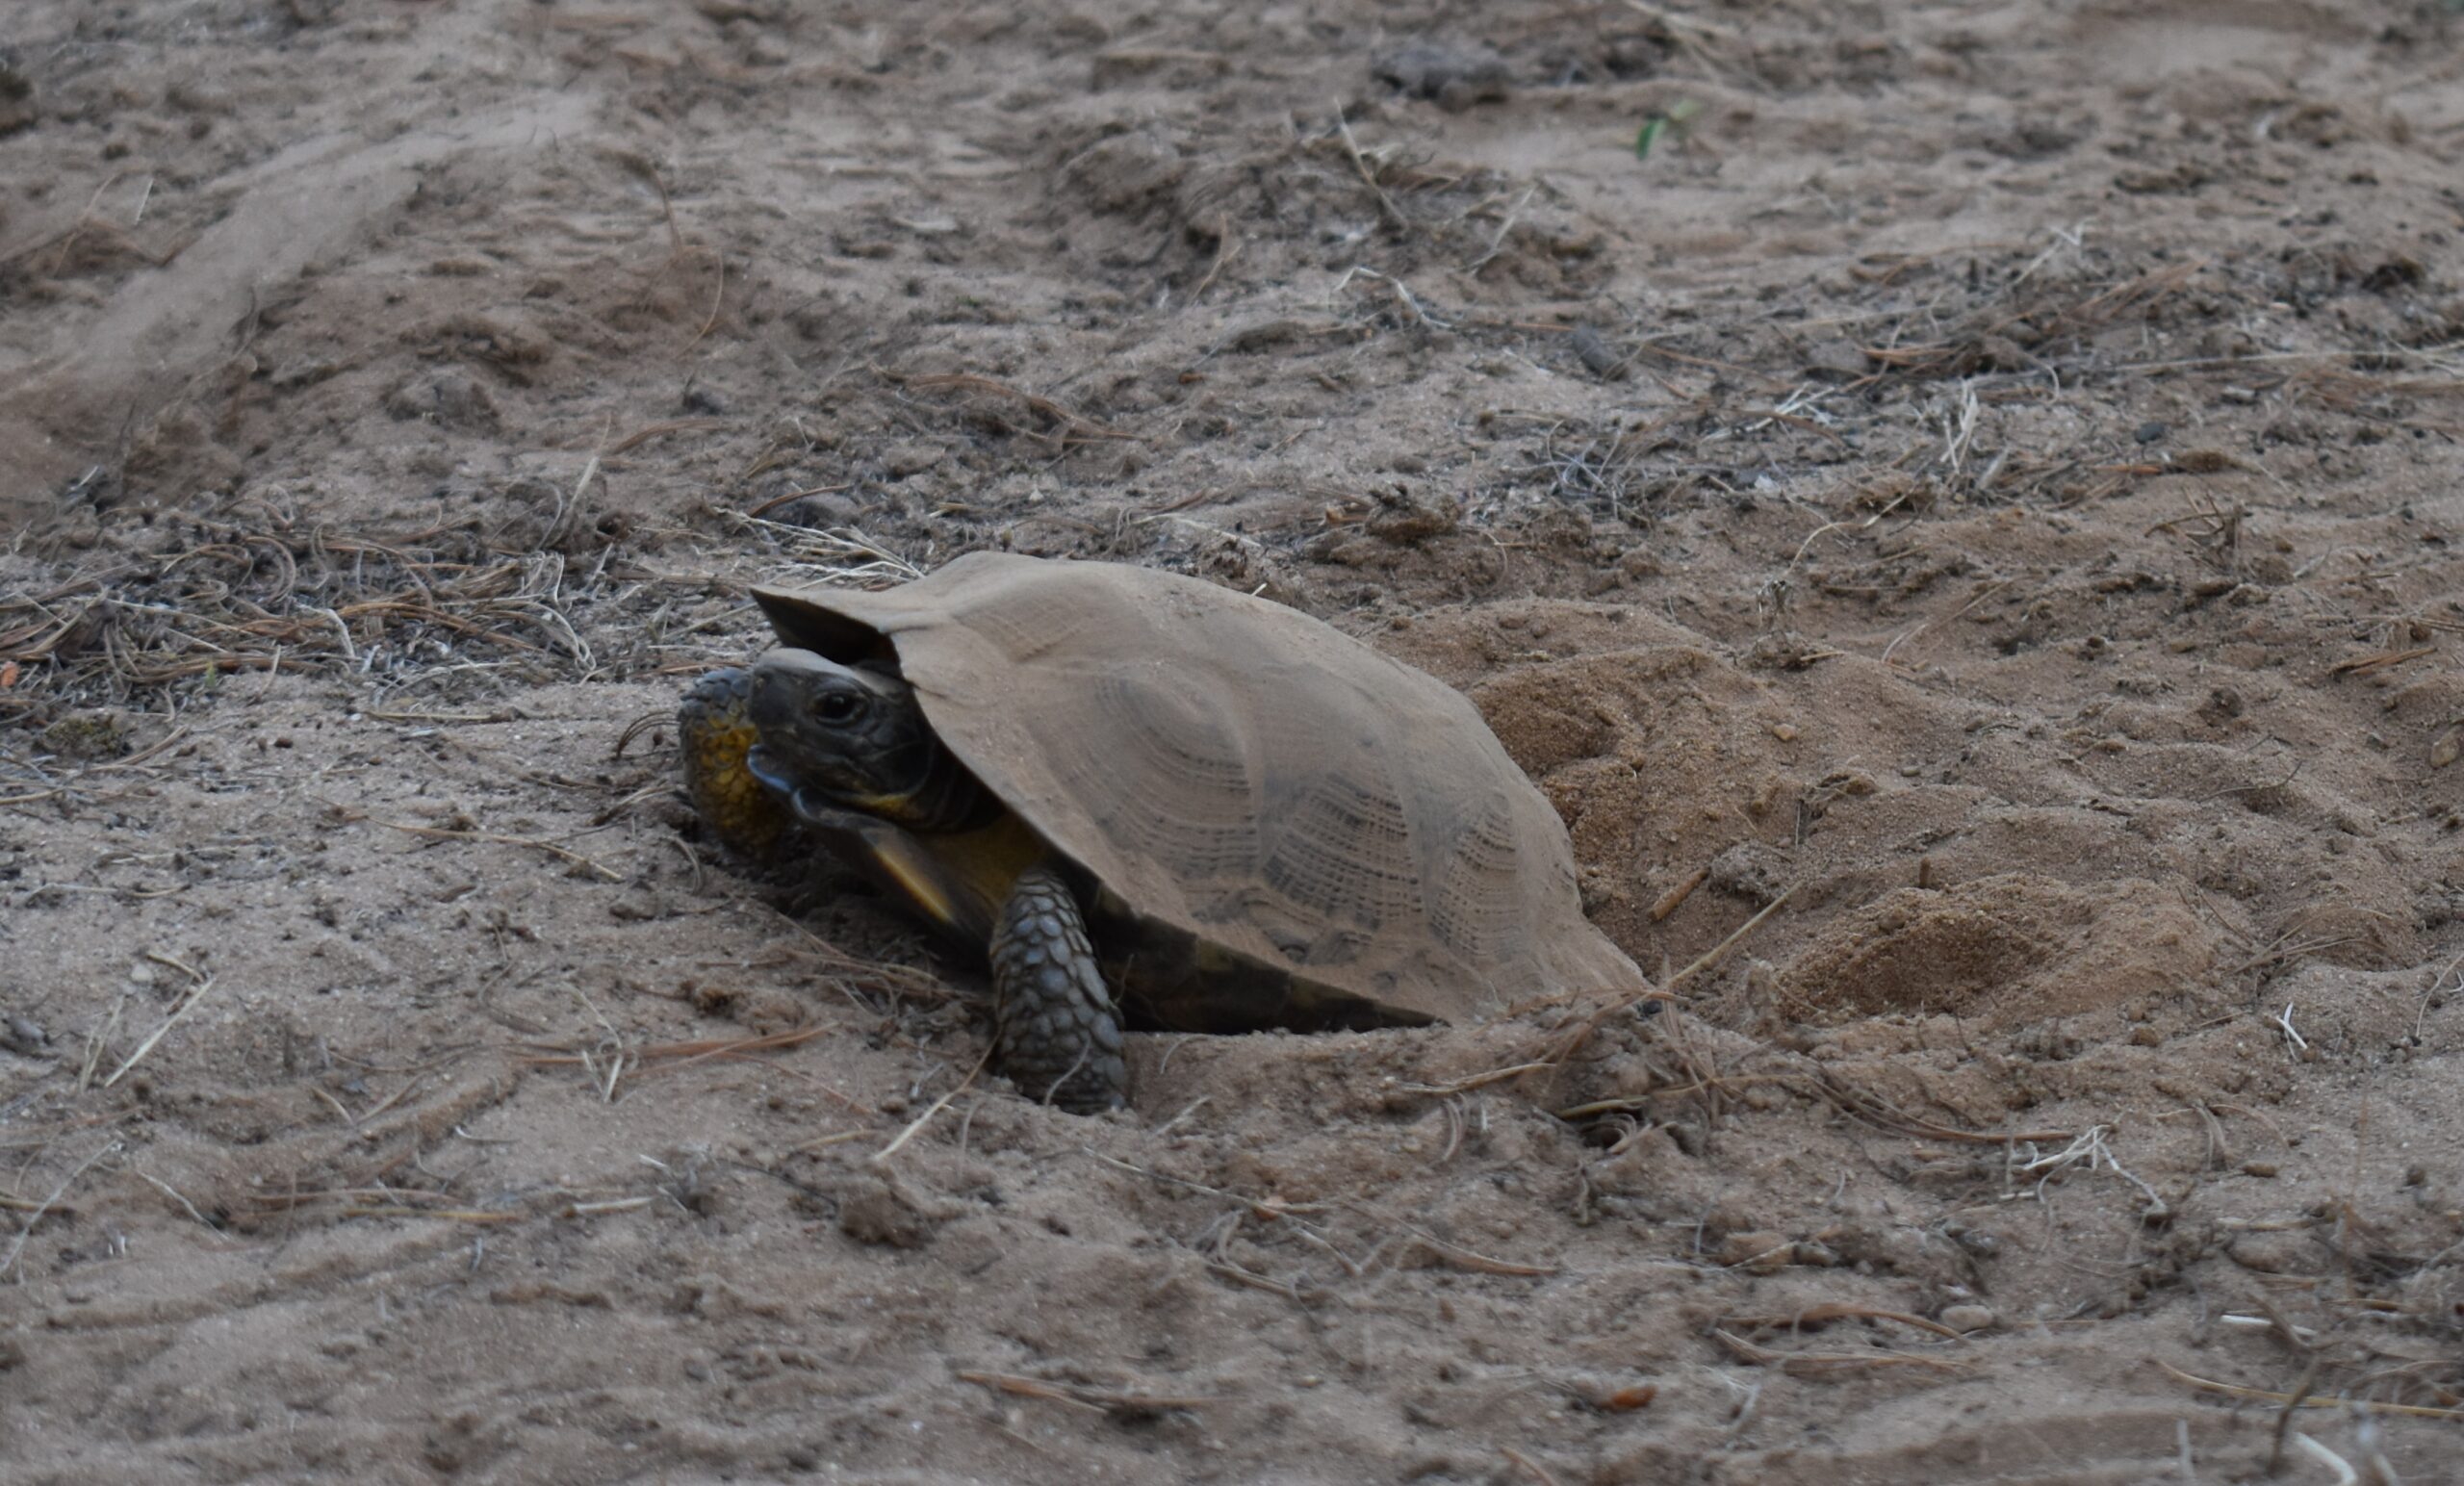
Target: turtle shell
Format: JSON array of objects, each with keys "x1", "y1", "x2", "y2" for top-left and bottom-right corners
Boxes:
[{"x1": 752, "y1": 551, "x2": 1640, "y2": 1023}]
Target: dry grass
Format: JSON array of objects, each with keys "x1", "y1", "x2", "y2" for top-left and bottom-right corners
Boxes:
[{"x1": 0, "y1": 502, "x2": 627, "y2": 723}]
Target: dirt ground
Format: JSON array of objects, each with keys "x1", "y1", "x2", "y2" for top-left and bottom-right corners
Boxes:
[{"x1": 5, "y1": 1, "x2": 2464, "y2": 1480}]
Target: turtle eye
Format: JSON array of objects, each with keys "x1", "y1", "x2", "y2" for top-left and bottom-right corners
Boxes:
[{"x1": 813, "y1": 690, "x2": 866, "y2": 725}]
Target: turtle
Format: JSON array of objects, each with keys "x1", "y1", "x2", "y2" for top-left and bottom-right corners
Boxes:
[{"x1": 678, "y1": 551, "x2": 1640, "y2": 1113}]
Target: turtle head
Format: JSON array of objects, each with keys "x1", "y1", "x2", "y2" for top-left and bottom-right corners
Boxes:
[
  {"x1": 746, "y1": 648, "x2": 930, "y2": 814},
  {"x1": 746, "y1": 648, "x2": 986, "y2": 830}
]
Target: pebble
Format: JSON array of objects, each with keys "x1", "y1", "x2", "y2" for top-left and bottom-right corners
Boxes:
[
  {"x1": 1938, "y1": 1304, "x2": 1996, "y2": 1333},
  {"x1": 1716, "y1": 1231, "x2": 1794, "y2": 1273},
  {"x1": 2226, "y1": 1232, "x2": 2310, "y2": 1273}
]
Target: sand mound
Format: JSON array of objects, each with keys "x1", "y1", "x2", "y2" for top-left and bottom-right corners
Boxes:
[{"x1": 1777, "y1": 872, "x2": 2220, "y2": 1024}]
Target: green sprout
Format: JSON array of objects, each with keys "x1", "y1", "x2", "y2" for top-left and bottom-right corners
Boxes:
[{"x1": 1635, "y1": 99, "x2": 1704, "y2": 159}]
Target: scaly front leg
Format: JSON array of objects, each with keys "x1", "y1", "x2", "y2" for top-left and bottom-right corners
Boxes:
[{"x1": 988, "y1": 862, "x2": 1128, "y2": 1113}]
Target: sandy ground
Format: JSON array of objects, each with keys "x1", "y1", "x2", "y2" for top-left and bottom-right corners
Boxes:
[{"x1": 5, "y1": 1, "x2": 2464, "y2": 1480}]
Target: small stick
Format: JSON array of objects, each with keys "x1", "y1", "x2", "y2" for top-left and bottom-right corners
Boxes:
[
  {"x1": 353, "y1": 1073, "x2": 427, "y2": 1127},
  {"x1": 789, "y1": 1130, "x2": 867, "y2": 1154},
  {"x1": 1150, "y1": 1096, "x2": 1212, "y2": 1137},
  {"x1": 1502, "y1": 1447, "x2": 1563, "y2": 1486},
  {"x1": 605, "y1": 418, "x2": 729, "y2": 455},
  {"x1": 1711, "y1": 1327, "x2": 1964, "y2": 1375},
  {"x1": 371, "y1": 818, "x2": 624, "y2": 881},
  {"x1": 1665, "y1": 889, "x2": 1796, "y2": 995},
  {"x1": 1720, "y1": 1303, "x2": 1964, "y2": 1340},
  {"x1": 955, "y1": 1370, "x2": 1217, "y2": 1415},
  {"x1": 959, "y1": 1371, "x2": 1106, "y2": 1414},
  {"x1": 2328, "y1": 647, "x2": 2433, "y2": 677},
  {"x1": 872, "y1": 1048, "x2": 988, "y2": 1164},
  {"x1": 1541, "y1": 887, "x2": 1795, "y2": 1075},
  {"x1": 1331, "y1": 103, "x2": 1406, "y2": 229},
  {"x1": 686, "y1": 248, "x2": 727, "y2": 351},
  {"x1": 1189, "y1": 216, "x2": 1237, "y2": 299},
  {"x1": 79, "y1": 992, "x2": 128, "y2": 1090},
  {"x1": 1291, "y1": 1226, "x2": 1367, "y2": 1278},
  {"x1": 137, "y1": 1170, "x2": 218, "y2": 1230},
  {"x1": 1399, "y1": 1063, "x2": 1553, "y2": 1096},
  {"x1": 2270, "y1": 1356, "x2": 2323, "y2": 1473},
  {"x1": 743, "y1": 481, "x2": 856, "y2": 519},
  {"x1": 562, "y1": 1196, "x2": 654, "y2": 1218},
  {"x1": 1, "y1": 1140, "x2": 121, "y2": 1279},
  {"x1": 1399, "y1": 1232, "x2": 1556, "y2": 1277},
  {"x1": 2293, "y1": 1433, "x2": 2357, "y2": 1486},
  {"x1": 104, "y1": 976, "x2": 217, "y2": 1087},
  {"x1": 1205, "y1": 1256, "x2": 1313, "y2": 1303},
  {"x1": 1649, "y1": 866, "x2": 1709, "y2": 922},
  {"x1": 519, "y1": 1025, "x2": 834, "y2": 1072},
  {"x1": 2155, "y1": 1359, "x2": 2463, "y2": 1421},
  {"x1": 1085, "y1": 1149, "x2": 1327, "y2": 1217},
  {"x1": 886, "y1": 370, "x2": 1139, "y2": 444},
  {"x1": 338, "y1": 1205, "x2": 522, "y2": 1224},
  {"x1": 2274, "y1": 1002, "x2": 2309, "y2": 1055},
  {"x1": 1466, "y1": 184, "x2": 1535, "y2": 275},
  {"x1": 142, "y1": 949, "x2": 205, "y2": 983}
]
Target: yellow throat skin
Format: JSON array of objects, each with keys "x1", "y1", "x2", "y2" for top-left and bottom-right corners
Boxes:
[
  {"x1": 856, "y1": 811, "x2": 1046, "y2": 944},
  {"x1": 683, "y1": 709, "x2": 789, "y2": 861}
]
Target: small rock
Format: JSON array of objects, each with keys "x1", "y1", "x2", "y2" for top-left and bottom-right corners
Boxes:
[
  {"x1": 1973, "y1": 335, "x2": 2032, "y2": 372},
  {"x1": 1938, "y1": 1303, "x2": 1996, "y2": 1334},
  {"x1": 384, "y1": 372, "x2": 500, "y2": 433},
  {"x1": 1716, "y1": 1231, "x2": 1794, "y2": 1273},
  {"x1": 774, "y1": 492, "x2": 859, "y2": 528},
  {"x1": 1372, "y1": 39, "x2": 1509, "y2": 111},
  {"x1": 39, "y1": 710, "x2": 131, "y2": 762},
  {"x1": 879, "y1": 441, "x2": 945, "y2": 479},
  {"x1": 1792, "y1": 1240, "x2": 1839, "y2": 1268},
  {"x1": 1804, "y1": 340, "x2": 1871, "y2": 379},
  {"x1": 1062, "y1": 131, "x2": 1186, "y2": 212},
  {"x1": 1363, "y1": 485, "x2": 1458, "y2": 545},
  {"x1": 270, "y1": 358, "x2": 341, "y2": 390},
  {"x1": 835, "y1": 1175, "x2": 937, "y2": 1249},
  {"x1": 2240, "y1": 1161, "x2": 2278, "y2": 1178},
  {"x1": 0, "y1": 1015, "x2": 48, "y2": 1057},
  {"x1": 1949, "y1": 1226, "x2": 2000, "y2": 1258},
  {"x1": 1568, "y1": 325, "x2": 1626, "y2": 380},
  {"x1": 1707, "y1": 840, "x2": 1791, "y2": 906},
  {"x1": 2225, "y1": 1232, "x2": 2312, "y2": 1274},
  {"x1": 0, "y1": 50, "x2": 32, "y2": 137},
  {"x1": 2134, "y1": 421, "x2": 2169, "y2": 445},
  {"x1": 1577, "y1": 1377, "x2": 1658, "y2": 1412}
]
